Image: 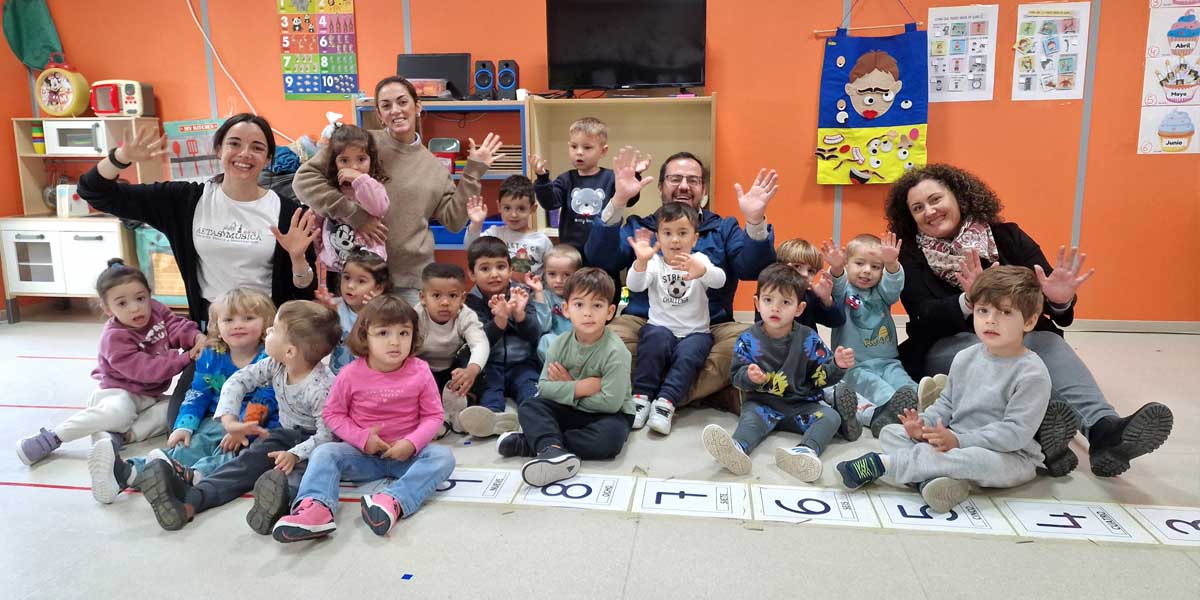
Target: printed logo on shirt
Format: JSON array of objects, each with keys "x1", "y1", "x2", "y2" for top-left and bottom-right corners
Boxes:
[
  {"x1": 762, "y1": 371, "x2": 790, "y2": 396},
  {"x1": 660, "y1": 272, "x2": 691, "y2": 306},
  {"x1": 195, "y1": 221, "x2": 265, "y2": 245},
  {"x1": 511, "y1": 245, "x2": 533, "y2": 274},
  {"x1": 137, "y1": 321, "x2": 168, "y2": 352},
  {"x1": 570, "y1": 187, "x2": 606, "y2": 217},
  {"x1": 863, "y1": 325, "x2": 892, "y2": 348},
  {"x1": 327, "y1": 221, "x2": 357, "y2": 262},
  {"x1": 846, "y1": 294, "x2": 864, "y2": 310},
  {"x1": 360, "y1": 388, "x2": 406, "y2": 403}
]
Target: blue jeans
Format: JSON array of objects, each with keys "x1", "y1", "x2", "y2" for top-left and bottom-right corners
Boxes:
[
  {"x1": 129, "y1": 418, "x2": 235, "y2": 477},
  {"x1": 633, "y1": 324, "x2": 713, "y2": 404},
  {"x1": 293, "y1": 441, "x2": 455, "y2": 517},
  {"x1": 479, "y1": 356, "x2": 540, "y2": 412}
]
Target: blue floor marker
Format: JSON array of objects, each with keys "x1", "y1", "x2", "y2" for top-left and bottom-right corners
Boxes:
[{"x1": 402, "y1": 574, "x2": 413, "y2": 581}]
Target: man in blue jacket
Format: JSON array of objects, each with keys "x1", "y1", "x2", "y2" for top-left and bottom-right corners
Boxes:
[{"x1": 585, "y1": 148, "x2": 778, "y2": 414}]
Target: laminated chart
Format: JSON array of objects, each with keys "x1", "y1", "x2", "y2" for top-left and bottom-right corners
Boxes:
[
  {"x1": 279, "y1": 0, "x2": 359, "y2": 100},
  {"x1": 1138, "y1": 2, "x2": 1199, "y2": 154}
]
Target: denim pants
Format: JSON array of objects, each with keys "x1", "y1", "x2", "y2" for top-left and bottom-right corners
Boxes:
[
  {"x1": 293, "y1": 441, "x2": 456, "y2": 517},
  {"x1": 633, "y1": 324, "x2": 713, "y2": 404}
]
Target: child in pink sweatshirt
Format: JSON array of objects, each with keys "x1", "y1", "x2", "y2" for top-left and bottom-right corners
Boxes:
[
  {"x1": 272, "y1": 294, "x2": 455, "y2": 542},
  {"x1": 17, "y1": 259, "x2": 203, "y2": 465},
  {"x1": 314, "y1": 124, "x2": 390, "y2": 292}
]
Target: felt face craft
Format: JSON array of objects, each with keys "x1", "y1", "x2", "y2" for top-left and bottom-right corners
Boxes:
[{"x1": 844, "y1": 51, "x2": 903, "y2": 120}]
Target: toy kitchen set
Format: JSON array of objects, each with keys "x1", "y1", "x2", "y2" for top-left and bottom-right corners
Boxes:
[{"x1": 0, "y1": 56, "x2": 167, "y2": 323}]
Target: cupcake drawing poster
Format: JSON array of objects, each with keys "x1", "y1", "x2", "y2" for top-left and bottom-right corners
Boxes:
[
  {"x1": 815, "y1": 23, "x2": 928, "y2": 185},
  {"x1": 1138, "y1": 4, "x2": 1200, "y2": 154},
  {"x1": 1011, "y1": 2, "x2": 1092, "y2": 101}
]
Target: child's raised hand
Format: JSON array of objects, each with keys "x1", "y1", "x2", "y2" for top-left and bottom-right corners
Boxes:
[
  {"x1": 834, "y1": 346, "x2": 856, "y2": 369},
  {"x1": 820, "y1": 239, "x2": 848, "y2": 274},
  {"x1": 634, "y1": 152, "x2": 652, "y2": 174},
  {"x1": 922, "y1": 419, "x2": 960, "y2": 452},
  {"x1": 880, "y1": 231, "x2": 902, "y2": 266},
  {"x1": 360, "y1": 287, "x2": 383, "y2": 306},
  {"x1": 669, "y1": 253, "x2": 708, "y2": 281},
  {"x1": 489, "y1": 293, "x2": 512, "y2": 321},
  {"x1": 899, "y1": 408, "x2": 924, "y2": 441},
  {"x1": 363, "y1": 426, "x2": 390, "y2": 456},
  {"x1": 466, "y1": 195, "x2": 488, "y2": 226},
  {"x1": 811, "y1": 272, "x2": 834, "y2": 307},
  {"x1": 449, "y1": 364, "x2": 481, "y2": 394},
  {"x1": 747, "y1": 364, "x2": 767, "y2": 385},
  {"x1": 337, "y1": 167, "x2": 363, "y2": 187},
  {"x1": 526, "y1": 273, "x2": 544, "y2": 295},
  {"x1": 268, "y1": 450, "x2": 299, "y2": 474},
  {"x1": 547, "y1": 362, "x2": 575, "y2": 382},
  {"x1": 315, "y1": 286, "x2": 338, "y2": 310},
  {"x1": 166, "y1": 428, "x2": 192, "y2": 449},
  {"x1": 529, "y1": 153, "x2": 548, "y2": 175},
  {"x1": 508, "y1": 286, "x2": 530, "y2": 316},
  {"x1": 627, "y1": 228, "x2": 659, "y2": 263},
  {"x1": 383, "y1": 439, "x2": 416, "y2": 461},
  {"x1": 613, "y1": 146, "x2": 655, "y2": 206}
]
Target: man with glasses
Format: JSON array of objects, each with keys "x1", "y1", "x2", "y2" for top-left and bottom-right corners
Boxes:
[{"x1": 585, "y1": 148, "x2": 778, "y2": 414}]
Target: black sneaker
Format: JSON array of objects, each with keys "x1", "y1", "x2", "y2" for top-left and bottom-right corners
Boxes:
[
  {"x1": 140, "y1": 460, "x2": 193, "y2": 531},
  {"x1": 1036, "y1": 399, "x2": 1080, "y2": 477},
  {"x1": 496, "y1": 431, "x2": 529, "y2": 458},
  {"x1": 870, "y1": 387, "x2": 917, "y2": 438},
  {"x1": 521, "y1": 446, "x2": 580, "y2": 487},
  {"x1": 1089, "y1": 402, "x2": 1173, "y2": 478},
  {"x1": 246, "y1": 469, "x2": 291, "y2": 535},
  {"x1": 832, "y1": 382, "x2": 862, "y2": 441}
]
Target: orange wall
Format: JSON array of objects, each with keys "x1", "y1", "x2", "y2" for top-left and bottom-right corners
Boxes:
[{"x1": 4, "y1": 0, "x2": 1194, "y2": 321}]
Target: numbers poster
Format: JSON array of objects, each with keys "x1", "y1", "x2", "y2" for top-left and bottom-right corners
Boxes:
[
  {"x1": 278, "y1": 0, "x2": 359, "y2": 100},
  {"x1": 1138, "y1": 1, "x2": 1199, "y2": 155},
  {"x1": 1010, "y1": 2, "x2": 1092, "y2": 101}
]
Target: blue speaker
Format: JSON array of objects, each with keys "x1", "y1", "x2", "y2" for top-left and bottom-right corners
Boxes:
[
  {"x1": 473, "y1": 60, "x2": 495, "y2": 100},
  {"x1": 497, "y1": 59, "x2": 519, "y2": 100}
]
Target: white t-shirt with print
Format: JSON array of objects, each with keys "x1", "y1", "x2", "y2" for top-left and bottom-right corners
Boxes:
[
  {"x1": 625, "y1": 253, "x2": 727, "y2": 337},
  {"x1": 192, "y1": 183, "x2": 280, "y2": 302}
]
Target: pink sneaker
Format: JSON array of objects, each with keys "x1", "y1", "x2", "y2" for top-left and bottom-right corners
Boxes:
[
  {"x1": 272, "y1": 498, "x2": 335, "y2": 543},
  {"x1": 360, "y1": 493, "x2": 402, "y2": 536}
]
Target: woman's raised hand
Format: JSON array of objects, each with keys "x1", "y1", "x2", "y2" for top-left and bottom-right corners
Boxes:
[
  {"x1": 271, "y1": 208, "x2": 319, "y2": 259},
  {"x1": 468, "y1": 133, "x2": 506, "y2": 167},
  {"x1": 1034, "y1": 245, "x2": 1095, "y2": 305},
  {"x1": 117, "y1": 128, "x2": 169, "y2": 164}
]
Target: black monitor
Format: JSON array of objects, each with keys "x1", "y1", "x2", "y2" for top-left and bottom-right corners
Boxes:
[
  {"x1": 395, "y1": 53, "x2": 472, "y2": 99},
  {"x1": 547, "y1": 0, "x2": 706, "y2": 91}
]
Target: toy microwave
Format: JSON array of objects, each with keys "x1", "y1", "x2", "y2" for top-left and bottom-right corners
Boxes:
[{"x1": 90, "y1": 80, "x2": 156, "y2": 117}]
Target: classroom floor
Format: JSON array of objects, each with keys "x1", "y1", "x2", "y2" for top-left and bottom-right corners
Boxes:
[{"x1": 1, "y1": 305, "x2": 1198, "y2": 600}]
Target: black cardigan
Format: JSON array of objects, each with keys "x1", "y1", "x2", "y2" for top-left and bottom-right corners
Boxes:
[
  {"x1": 79, "y1": 167, "x2": 316, "y2": 323},
  {"x1": 897, "y1": 221, "x2": 1075, "y2": 377}
]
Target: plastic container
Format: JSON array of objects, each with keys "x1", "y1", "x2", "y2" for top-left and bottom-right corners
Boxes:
[
  {"x1": 409, "y1": 78, "x2": 449, "y2": 98},
  {"x1": 134, "y1": 226, "x2": 188, "y2": 307}
]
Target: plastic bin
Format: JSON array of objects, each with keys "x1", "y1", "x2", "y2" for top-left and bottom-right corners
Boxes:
[{"x1": 134, "y1": 226, "x2": 188, "y2": 308}]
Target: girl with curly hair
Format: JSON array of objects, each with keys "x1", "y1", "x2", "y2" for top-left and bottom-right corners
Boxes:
[{"x1": 884, "y1": 164, "x2": 1172, "y2": 479}]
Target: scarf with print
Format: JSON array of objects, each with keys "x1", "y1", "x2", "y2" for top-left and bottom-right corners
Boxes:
[{"x1": 916, "y1": 218, "x2": 999, "y2": 289}]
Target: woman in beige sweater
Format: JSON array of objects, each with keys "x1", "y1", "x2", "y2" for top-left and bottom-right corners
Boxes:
[{"x1": 293, "y1": 76, "x2": 505, "y2": 303}]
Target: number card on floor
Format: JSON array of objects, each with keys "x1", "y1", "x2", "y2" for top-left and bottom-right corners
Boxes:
[
  {"x1": 633, "y1": 478, "x2": 750, "y2": 520},
  {"x1": 996, "y1": 499, "x2": 1155, "y2": 544},
  {"x1": 430, "y1": 468, "x2": 522, "y2": 505},
  {"x1": 871, "y1": 492, "x2": 1013, "y2": 536},
  {"x1": 751, "y1": 485, "x2": 879, "y2": 528},
  {"x1": 1124, "y1": 505, "x2": 1200, "y2": 546},
  {"x1": 514, "y1": 475, "x2": 636, "y2": 512}
]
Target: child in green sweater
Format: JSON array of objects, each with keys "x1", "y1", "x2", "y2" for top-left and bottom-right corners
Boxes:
[{"x1": 496, "y1": 268, "x2": 634, "y2": 487}]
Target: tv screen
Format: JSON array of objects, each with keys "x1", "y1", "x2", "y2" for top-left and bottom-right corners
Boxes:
[{"x1": 547, "y1": 0, "x2": 706, "y2": 90}]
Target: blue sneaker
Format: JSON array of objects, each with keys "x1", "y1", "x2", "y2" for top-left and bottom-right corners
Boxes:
[{"x1": 17, "y1": 428, "x2": 61, "y2": 465}]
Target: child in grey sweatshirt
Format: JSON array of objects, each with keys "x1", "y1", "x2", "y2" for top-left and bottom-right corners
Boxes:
[{"x1": 836, "y1": 266, "x2": 1052, "y2": 513}]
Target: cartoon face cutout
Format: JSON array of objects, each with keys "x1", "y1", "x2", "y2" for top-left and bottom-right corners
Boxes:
[
  {"x1": 570, "y1": 187, "x2": 606, "y2": 217},
  {"x1": 844, "y1": 51, "x2": 904, "y2": 120}
]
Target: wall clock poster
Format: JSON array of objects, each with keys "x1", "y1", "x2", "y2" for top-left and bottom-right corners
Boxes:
[{"x1": 816, "y1": 23, "x2": 929, "y2": 185}]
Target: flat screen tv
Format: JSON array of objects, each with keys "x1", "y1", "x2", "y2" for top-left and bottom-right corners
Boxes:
[{"x1": 547, "y1": 0, "x2": 706, "y2": 91}]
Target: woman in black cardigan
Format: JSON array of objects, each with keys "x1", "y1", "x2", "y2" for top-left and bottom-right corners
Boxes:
[
  {"x1": 885, "y1": 164, "x2": 1171, "y2": 479},
  {"x1": 78, "y1": 113, "x2": 317, "y2": 424}
]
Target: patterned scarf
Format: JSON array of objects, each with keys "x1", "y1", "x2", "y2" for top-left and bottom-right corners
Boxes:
[{"x1": 916, "y1": 218, "x2": 999, "y2": 289}]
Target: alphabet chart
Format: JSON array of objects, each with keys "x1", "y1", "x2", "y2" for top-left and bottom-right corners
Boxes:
[{"x1": 278, "y1": 0, "x2": 359, "y2": 100}]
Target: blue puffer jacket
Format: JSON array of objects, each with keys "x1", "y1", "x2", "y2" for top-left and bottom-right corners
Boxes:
[{"x1": 586, "y1": 208, "x2": 776, "y2": 324}]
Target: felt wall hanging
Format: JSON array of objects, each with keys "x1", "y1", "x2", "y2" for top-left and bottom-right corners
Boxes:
[{"x1": 815, "y1": 23, "x2": 929, "y2": 185}]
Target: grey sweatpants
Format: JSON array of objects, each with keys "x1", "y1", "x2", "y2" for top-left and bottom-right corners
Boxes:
[
  {"x1": 878, "y1": 423, "x2": 1039, "y2": 489},
  {"x1": 733, "y1": 400, "x2": 841, "y2": 456},
  {"x1": 926, "y1": 330, "x2": 1117, "y2": 433}
]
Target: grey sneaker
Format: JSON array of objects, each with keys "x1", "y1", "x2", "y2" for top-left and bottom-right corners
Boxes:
[
  {"x1": 16, "y1": 428, "x2": 61, "y2": 465},
  {"x1": 1036, "y1": 399, "x2": 1081, "y2": 477},
  {"x1": 458, "y1": 406, "x2": 519, "y2": 438},
  {"x1": 246, "y1": 469, "x2": 291, "y2": 535},
  {"x1": 831, "y1": 382, "x2": 862, "y2": 441},
  {"x1": 919, "y1": 477, "x2": 970, "y2": 514},
  {"x1": 88, "y1": 437, "x2": 135, "y2": 504},
  {"x1": 871, "y1": 387, "x2": 917, "y2": 438},
  {"x1": 702, "y1": 424, "x2": 751, "y2": 475}
]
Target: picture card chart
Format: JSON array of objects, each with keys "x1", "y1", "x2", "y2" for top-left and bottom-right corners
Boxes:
[
  {"x1": 1011, "y1": 2, "x2": 1092, "y2": 100},
  {"x1": 278, "y1": 0, "x2": 359, "y2": 100},
  {"x1": 1138, "y1": 1, "x2": 1199, "y2": 154},
  {"x1": 997, "y1": 498, "x2": 1156, "y2": 544},
  {"x1": 928, "y1": 5, "x2": 999, "y2": 102}
]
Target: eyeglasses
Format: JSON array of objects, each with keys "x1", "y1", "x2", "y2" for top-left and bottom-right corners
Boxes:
[{"x1": 664, "y1": 175, "x2": 704, "y2": 186}]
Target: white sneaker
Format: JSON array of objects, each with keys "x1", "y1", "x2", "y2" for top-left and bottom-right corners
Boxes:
[
  {"x1": 458, "y1": 406, "x2": 519, "y2": 438},
  {"x1": 442, "y1": 386, "x2": 468, "y2": 433},
  {"x1": 775, "y1": 446, "x2": 823, "y2": 483},
  {"x1": 146, "y1": 448, "x2": 171, "y2": 465},
  {"x1": 631, "y1": 395, "x2": 651, "y2": 430},
  {"x1": 920, "y1": 477, "x2": 970, "y2": 513},
  {"x1": 918, "y1": 374, "x2": 948, "y2": 413},
  {"x1": 647, "y1": 398, "x2": 675, "y2": 435},
  {"x1": 702, "y1": 424, "x2": 751, "y2": 475}
]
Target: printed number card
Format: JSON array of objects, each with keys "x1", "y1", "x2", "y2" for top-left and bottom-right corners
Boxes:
[
  {"x1": 1123, "y1": 505, "x2": 1200, "y2": 546},
  {"x1": 278, "y1": 0, "x2": 359, "y2": 100},
  {"x1": 871, "y1": 492, "x2": 1014, "y2": 536},
  {"x1": 430, "y1": 468, "x2": 522, "y2": 505},
  {"x1": 633, "y1": 478, "x2": 751, "y2": 520},
  {"x1": 996, "y1": 498, "x2": 1156, "y2": 544},
  {"x1": 751, "y1": 485, "x2": 879, "y2": 528},
  {"x1": 515, "y1": 475, "x2": 637, "y2": 512}
]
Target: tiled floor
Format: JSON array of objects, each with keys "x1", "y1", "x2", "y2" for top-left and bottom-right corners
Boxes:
[{"x1": 2, "y1": 306, "x2": 1198, "y2": 599}]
